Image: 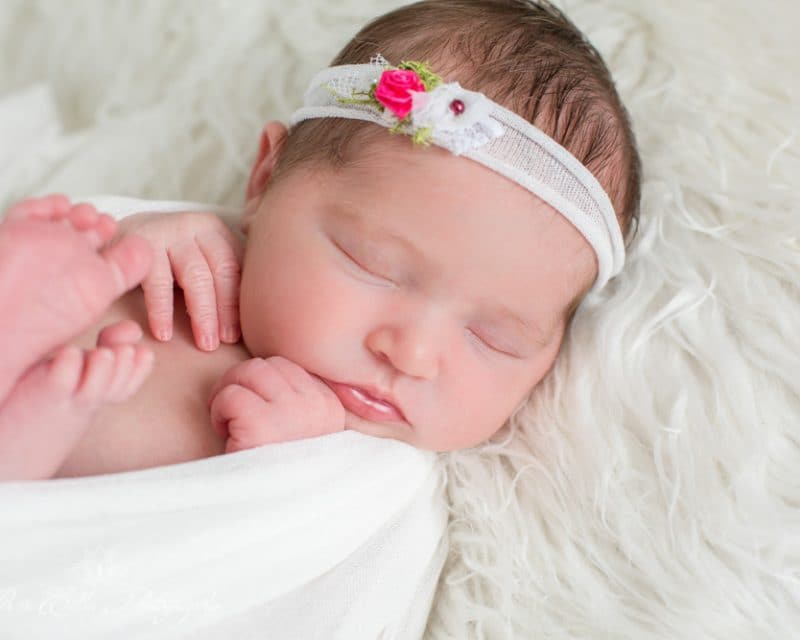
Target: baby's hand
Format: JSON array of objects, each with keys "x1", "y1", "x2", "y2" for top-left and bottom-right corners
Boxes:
[
  {"x1": 116, "y1": 211, "x2": 243, "y2": 351},
  {"x1": 208, "y1": 356, "x2": 346, "y2": 453}
]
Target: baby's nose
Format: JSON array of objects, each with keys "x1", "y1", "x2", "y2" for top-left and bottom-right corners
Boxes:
[{"x1": 365, "y1": 316, "x2": 442, "y2": 380}]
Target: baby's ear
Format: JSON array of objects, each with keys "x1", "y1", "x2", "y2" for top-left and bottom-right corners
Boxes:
[{"x1": 242, "y1": 121, "x2": 288, "y2": 230}]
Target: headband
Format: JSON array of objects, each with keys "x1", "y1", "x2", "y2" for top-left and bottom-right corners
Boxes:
[{"x1": 289, "y1": 55, "x2": 625, "y2": 294}]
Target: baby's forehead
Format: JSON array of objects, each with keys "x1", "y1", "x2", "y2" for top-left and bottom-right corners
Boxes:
[
  {"x1": 322, "y1": 131, "x2": 592, "y2": 232},
  {"x1": 327, "y1": 137, "x2": 577, "y2": 236}
]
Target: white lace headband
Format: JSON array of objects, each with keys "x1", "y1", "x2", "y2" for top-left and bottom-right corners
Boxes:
[{"x1": 289, "y1": 55, "x2": 625, "y2": 294}]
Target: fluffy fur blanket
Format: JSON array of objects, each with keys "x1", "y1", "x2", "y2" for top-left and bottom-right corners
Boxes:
[{"x1": 1, "y1": 0, "x2": 798, "y2": 637}]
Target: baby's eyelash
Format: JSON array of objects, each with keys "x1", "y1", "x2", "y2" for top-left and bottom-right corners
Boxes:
[
  {"x1": 467, "y1": 328, "x2": 519, "y2": 359},
  {"x1": 333, "y1": 240, "x2": 395, "y2": 285}
]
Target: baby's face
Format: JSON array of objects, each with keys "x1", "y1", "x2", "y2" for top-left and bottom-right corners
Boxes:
[{"x1": 239, "y1": 134, "x2": 596, "y2": 451}]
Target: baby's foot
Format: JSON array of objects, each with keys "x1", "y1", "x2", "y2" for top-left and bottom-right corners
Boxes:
[
  {"x1": 4, "y1": 194, "x2": 116, "y2": 247},
  {"x1": 0, "y1": 195, "x2": 152, "y2": 399},
  {"x1": 0, "y1": 321, "x2": 154, "y2": 481}
]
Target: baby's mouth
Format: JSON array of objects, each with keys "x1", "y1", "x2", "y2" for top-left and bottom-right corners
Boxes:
[{"x1": 323, "y1": 380, "x2": 407, "y2": 424}]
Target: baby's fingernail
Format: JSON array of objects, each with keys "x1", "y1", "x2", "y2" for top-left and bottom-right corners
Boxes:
[
  {"x1": 157, "y1": 328, "x2": 172, "y2": 341},
  {"x1": 201, "y1": 333, "x2": 218, "y2": 351},
  {"x1": 222, "y1": 326, "x2": 240, "y2": 343}
]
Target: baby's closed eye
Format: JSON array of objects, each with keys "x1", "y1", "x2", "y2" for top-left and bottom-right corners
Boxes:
[
  {"x1": 466, "y1": 326, "x2": 524, "y2": 359},
  {"x1": 330, "y1": 237, "x2": 400, "y2": 286}
]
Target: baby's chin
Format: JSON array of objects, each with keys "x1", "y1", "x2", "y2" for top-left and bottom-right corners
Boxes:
[
  {"x1": 343, "y1": 410, "x2": 421, "y2": 447},
  {"x1": 343, "y1": 412, "x2": 488, "y2": 452}
]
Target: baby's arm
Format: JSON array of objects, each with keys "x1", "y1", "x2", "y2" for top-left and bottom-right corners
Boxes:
[
  {"x1": 208, "y1": 357, "x2": 346, "y2": 452},
  {"x1": 114, "y1": 210, "x2": 244, "y2": 351}
]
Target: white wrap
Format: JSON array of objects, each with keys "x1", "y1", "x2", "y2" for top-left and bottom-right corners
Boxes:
[
  {"x1": 0, "y1": 431, "x2": 447, "y2": 639},
  {"x1": 0, "y1": 185, "x2": 448, "y2": 639}
]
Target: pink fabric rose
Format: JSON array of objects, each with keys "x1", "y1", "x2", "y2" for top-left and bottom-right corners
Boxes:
[{"x1": 374, "y1": 69, "x2": 426, "y2": 119}]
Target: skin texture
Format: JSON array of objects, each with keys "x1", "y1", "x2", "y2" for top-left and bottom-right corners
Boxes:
[
  {"x1": 0, "y1": 196, "x2": 154, "y2": 479},
  {"x1": 236, "y1": 122, "x2": 597, "y2": 451},
  {"x1": 52, "y1": 116, "x2": 597, "y2": 477},
  {"x1": 0, "y1": 196, "x2": 151, "y2": 400},
  {"x1": 0, "y1": 326, "x2": 154, "y2": 480}
]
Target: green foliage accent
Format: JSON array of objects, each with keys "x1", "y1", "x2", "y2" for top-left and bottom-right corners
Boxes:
[
  {"x1": 411, "y1": 126, "x2": 433, "y2": 146},
  {"x1": 398, "y1": 60, "x2": 443, "y2": 91},
  {"x1": 387, "y1": 122, "x2": 432, "y2": 148},
  {"x1": 325, "y1": 82, "x2": 381, "y2": 108}
]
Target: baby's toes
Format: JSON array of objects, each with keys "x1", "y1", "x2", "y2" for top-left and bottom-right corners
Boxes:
[
  {"x1": 93, "y1": 214, "x2": 118, "y2": 244},
  {"x1": 5, "y1": 194, "x2": 71, "y2": 222},
  {"x1": 104, "y1": 344, "x2": 137, "y2": 401},
  {"x1": 47, "y1": 345, "x2": 88, "y2": 393},
  {"x1": 96, "y1": 320, "x2": 143, "y2": 348},
  {"x1": 121, "y1": 346, "x2": 154, "y2": 401},
  {"x1": 75, "y1": 347, "x2": 115, "y2": 404},
  {"x1": 8, "y1": 345, "x2": 84, "y2": 405},
  {"x1": 103, "y1": 344, "x2": 154, "y2": 403},
  {"x1": 67, "y1": 204, "x2": 116, "y2": 248}
]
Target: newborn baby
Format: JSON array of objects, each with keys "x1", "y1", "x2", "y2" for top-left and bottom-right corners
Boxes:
[{"x1": 1, "y1": 0, "x2": 641, "y2": 479}]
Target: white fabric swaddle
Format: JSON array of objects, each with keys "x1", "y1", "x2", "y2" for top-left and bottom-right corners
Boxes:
[
  {"x1": 0, "y1": 188, "x2": 448, "y2": 639},
  {"x1": 0, "y1": 432, "x2": 447, "y2": 639}
]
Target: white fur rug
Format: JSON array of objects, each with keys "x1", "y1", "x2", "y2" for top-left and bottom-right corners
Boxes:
[{"x1": 1, "y1": 0, "x2": 798, "y2": 637}]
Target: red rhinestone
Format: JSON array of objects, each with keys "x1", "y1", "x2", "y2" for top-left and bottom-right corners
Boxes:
[{"x1": 449, "y1": 99, "x2": 465, "y2": 115}]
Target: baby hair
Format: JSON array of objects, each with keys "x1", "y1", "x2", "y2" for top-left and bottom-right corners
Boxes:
[{"x1": 274, "y1": 0, "x2": 641, "y2": 316}]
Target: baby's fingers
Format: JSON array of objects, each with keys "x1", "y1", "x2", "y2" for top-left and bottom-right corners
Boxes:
[
  {"x1": 141, "y1": 249, "x2": 175, "y2": 342},
  {"x1": 207, "y1": 358, "x2": 290, "y2": 408},
  {"x1": 169, "y1": 240, "x2": 219, "y2": 351},
  {"x1": 195, "y1": 229, "x2": 242, "y2": 344},
  {"x1": 209, "y1": 383, "x2": 267, "y2": 444}
]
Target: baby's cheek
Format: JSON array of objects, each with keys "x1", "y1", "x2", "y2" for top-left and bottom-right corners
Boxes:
[
  {"x1": 428, "y1": 363, "x2": 520, "y2": 450},
  {"x1": 242, "y1": 261, "x2": 368, "y2": 366}
]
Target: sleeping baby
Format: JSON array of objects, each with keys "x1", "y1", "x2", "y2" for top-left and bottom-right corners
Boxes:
[{"x1": 0, "y1": 0, "x2": 641, "y2": 480}]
